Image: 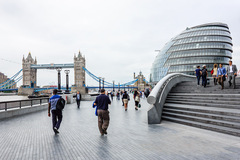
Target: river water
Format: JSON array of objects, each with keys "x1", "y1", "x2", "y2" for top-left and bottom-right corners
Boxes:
[{"x1": 0, "y1": 95, "x2": 28, "y2": 102}]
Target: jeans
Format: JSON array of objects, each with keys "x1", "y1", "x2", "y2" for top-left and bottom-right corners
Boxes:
[
  {"x1": 51, "y1": 109, "x2": 63, "y2": 130},
  {"x1": 202, "y1": 75, "x2": 207, "y2": 87},
  {"x1": 196, "y1": 76, "x2": 201, "y2": 85},
  {"x1": 76, "y1": 100, "x2": 81, "y2": 108},
  {"x1": 228, "y1": 73, "x2": 236, "y2": 89},
  {"x1": 218, "y1": 76, "x2": 224, "y2": 89}
]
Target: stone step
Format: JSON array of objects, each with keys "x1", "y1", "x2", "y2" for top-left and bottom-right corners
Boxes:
[
  {"x1": 162, "y1": 116, "x2": 240, "y2": 137},
  {"x1": 170, "y1": 88, "x2": 240, "y2": 94},
  {"x1": 168, "y1": 93, "x2": 240, "y2": 97},
  {"x1": 165, "y1": 100, "x2": 240, "y2": 109},
  {"x1": 166, "y1": 97, "x2": 240, "y2": 105},
  {"x1": 162, "y1": 112, "x2": 240, "y2": 129},
  {"x1": 163, "y1": 108, "x2": 240, "y2": 123},
  {"x1": 167, "y1": 95, "x2": 240, "y2": 101},
  {"x1": 164, "y1": 103, "x2": 240, "y2": 117}
]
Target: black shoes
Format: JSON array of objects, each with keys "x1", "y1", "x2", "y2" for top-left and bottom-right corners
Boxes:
[
  {"x1": 103, "y1": 129, "x2": 107, "y2": 135},
  {"x1": 53, "y1": 127, "x2": 59, "y2": 134},
  {"x1": 135, "y1": 107, "x2": 138, "y2": 110},
  {"x1": 101, "y1": 129, "x2": 107, "y2": 136},
  {"x1": 229, "y1": 82, "x2": 232, "y2": 87},
  {"x1": 125, "y1": 109, "x2": 127, "y2": 111}
]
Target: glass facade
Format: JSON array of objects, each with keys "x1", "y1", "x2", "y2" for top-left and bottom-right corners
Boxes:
[{"x1": 150, "y1": 23, "x2": 233, "y2": 83}]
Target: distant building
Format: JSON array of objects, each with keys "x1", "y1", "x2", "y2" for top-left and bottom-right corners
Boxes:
[
  {"x1": 22, "y1": 52, "x2": 37, "y2": 88},
  {"x1": 133, "y1": 71, "x2": 147, "y2": 90},
  {"x1": 0, "y1": 72, "x2": 17, "y2": 89},
  {"x1": 151, "y1": 22, "x2": 233, "y2": 83}
]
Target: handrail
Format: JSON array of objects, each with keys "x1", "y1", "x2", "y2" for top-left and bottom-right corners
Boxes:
[
  {"x1": 147, "y1": 73, "x2": 195, "y2": 104},
  {"x1": 0, "y1": 97, "x2": 49, "y2": 111},
  {"x1": 0, "y1": 97, "x2": 49, "y2": 104},
  {"x1": 147, "y1": 73, "x2": 195, "y2": 124}
]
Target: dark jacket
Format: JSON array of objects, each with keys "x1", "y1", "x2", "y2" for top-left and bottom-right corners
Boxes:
[{"x1": 76, "y1": 93, "x2": 82, "y2": 101}]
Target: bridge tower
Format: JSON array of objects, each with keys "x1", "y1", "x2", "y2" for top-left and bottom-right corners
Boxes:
[
  {"x1": 22, "y1": 52, "x2": 37, "y2": 88},
  {"x1": 73, "y1": 51, "x2": 86, "y2": 94},
  {"x1": 134, "y1": 71, "x2": 146, "y2": 90}
]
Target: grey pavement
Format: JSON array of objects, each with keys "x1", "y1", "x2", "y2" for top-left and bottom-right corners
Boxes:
[{"x1": 1, "y1": 96, "x2": 240, "y2": 160}]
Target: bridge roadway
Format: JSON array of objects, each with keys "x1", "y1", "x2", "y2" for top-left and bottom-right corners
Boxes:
[{"x1": 0, "y1": 96, "x2": 240, "y2": 160}]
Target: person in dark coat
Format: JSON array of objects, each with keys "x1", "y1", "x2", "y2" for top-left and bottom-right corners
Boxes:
[{"x1": 76, "y1": 91, "x2": 82, "y2": 108}]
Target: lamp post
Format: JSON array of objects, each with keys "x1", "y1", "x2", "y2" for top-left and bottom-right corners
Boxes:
[
  {"x1": 124, "y1": 85, "x2": 125, "y2": 91},
  {"x1": 118, "y1": 83, "x2": 120, "y2": 91},
  {"x1": 57, "y1": 68, "x2": 62, "y2": 94},
  {"x1": 102, "y1": 78, "x2": 105, "y2": 89},
  {"x1": 113, "y1": 80, "x2": 115, "y2": 92},
  {"x1": 99, "y1": 77, "x2": 101, "y2": 92},
  {"x1": 64, "y1": 70, "x2": 70, "y2": 94}
]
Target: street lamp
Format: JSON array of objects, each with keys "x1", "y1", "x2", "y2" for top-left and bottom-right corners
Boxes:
[
  {"x1": 99, "y1": 77, "x2": 101, "y2": 92},
  {"x1": 64, "y1": 70, "x2": 70, "y2": 94},
  {"x1": 102, "y1": 78, "x2": 105, "y2": 89},
  {"x1": 113, "y1": 80, "x2": 115, "y2": 92},
  {"x1": 57, "y1": 68, "x2": 62, "y2": 94}
]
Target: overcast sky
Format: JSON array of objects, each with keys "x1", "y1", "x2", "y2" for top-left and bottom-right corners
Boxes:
[{"x1": 0, "y1": 0, "x2": 240, "y2": 87}]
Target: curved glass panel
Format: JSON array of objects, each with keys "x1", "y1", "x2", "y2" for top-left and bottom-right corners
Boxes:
[
  {"x1": 169, "y1": 49, "x2": 232, "y2": 59},
  {"x1": 168, "y1": 42, "x2": 232, "y2": 52},
  {"x1": 174, "y1": 36, "x2": 232, "y2": 45},
  {"x1": 176, "y1": 30, "x2": 231, "y2": 40},
  {"x1": 165, "y1": 57, "x2": 229, "y2": 66}
]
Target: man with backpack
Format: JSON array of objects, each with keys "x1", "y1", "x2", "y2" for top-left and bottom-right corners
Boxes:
[
  {"x1": 201, "y1": 65, "x2": 208, "y2": 87},
  {"x1": 48, "y1": 89, "x2": 65, "y2": 134}
]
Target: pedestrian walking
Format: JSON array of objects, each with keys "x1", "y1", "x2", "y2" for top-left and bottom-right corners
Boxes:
[
  {"x1": 202, "y1": 65, "x2": 208, "y2": 87},
  {"x1": 116, "y1": 91, "x2": 120, "y2": 100},
  {"x1": 122, "y1": 91, "x2": 130, "y2": 111},
  {"x1": 94, "y1": 89, "x2": 111, "y2": 136},
  {"x1": 212, "y1": 64, "x2": 218, "y2": 85},
  {"x1": 144, "y1": 88, "x2": 150, "y2": 98},
  {"x1": 110, "y1": 91, "x2": 114, "y2": 101},
  {"x1": 76, "y1": 91, "x2": 81, "y2": 108},
  {"x1": 217, "y1": 64, "x2": 227, "y2": 90},
  {"x1": 48, "y1": 89, "x2": 64, "y2": 134},
  {"x1": 195, "y1": 66, "x2": 202, "y2": 86},
  {"x1": 134, "y1": 92, "x2": 140, "y2": 110},
  {"x1": 121, "y1": 91, "x2": 124, "y2": 106},
  {"x1": 227, "y1": 60, "x2": 238, "y2": 89}
]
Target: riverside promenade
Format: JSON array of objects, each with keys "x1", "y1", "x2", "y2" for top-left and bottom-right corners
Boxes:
[{"x1": 0, "y1": 96, "x2": 240, "y2": 160}]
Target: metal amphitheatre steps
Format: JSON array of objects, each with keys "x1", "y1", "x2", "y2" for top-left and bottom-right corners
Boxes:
[{"x1": 162, "y1": 77, "x2": 240, "y2": 137}]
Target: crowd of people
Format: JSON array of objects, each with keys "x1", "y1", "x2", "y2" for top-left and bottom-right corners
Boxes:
[
  {"x1": 195, "y1": 60, "x2": 238, "y2": 90},
  {"x1": 48, "y1": 88, "x2": 151, "y2": 136}
]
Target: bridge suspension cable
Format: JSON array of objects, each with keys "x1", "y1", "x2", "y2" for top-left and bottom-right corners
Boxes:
[
  {"x1": 0, "y1": 75, "x2": 23, "y2": 89},
  {"x1": 0, "y1": 69, "x2": 23, "y2": 88},
  {"x1": 83, "y1": 67, "x2": 138, "y2": 87}
]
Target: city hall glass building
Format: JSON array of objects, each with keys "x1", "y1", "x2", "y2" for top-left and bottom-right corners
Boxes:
[{"x1": 150, "y1": 23, "x2": 232, "y2": 83}]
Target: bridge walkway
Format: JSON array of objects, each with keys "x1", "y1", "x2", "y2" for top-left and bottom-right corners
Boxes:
[{"x1": 0, "y1": 97, "x2": 240, "y2": 160}]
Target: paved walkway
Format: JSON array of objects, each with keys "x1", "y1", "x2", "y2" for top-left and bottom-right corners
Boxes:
[{"x1": 0, "y1": 96, "x2": 240, "y2": 160}]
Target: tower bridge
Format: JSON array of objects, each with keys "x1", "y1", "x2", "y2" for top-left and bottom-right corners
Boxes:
[{"x1": 0, "y1": 51, "x2": 148, "y2": 95}]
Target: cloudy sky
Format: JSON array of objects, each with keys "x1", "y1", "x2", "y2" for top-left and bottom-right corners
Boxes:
[{"x1": 0, "y1": 0, "x2": 240, "y2": 87}]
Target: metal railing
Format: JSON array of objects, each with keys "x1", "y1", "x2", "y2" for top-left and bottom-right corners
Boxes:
[{"x1": 0, "y1": 98, "x2": 49, "y2": 111}]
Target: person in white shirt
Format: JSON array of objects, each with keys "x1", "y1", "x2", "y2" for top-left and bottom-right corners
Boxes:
[{"x1": 227, "y1": 60, "x2": 238, "y2": 89}]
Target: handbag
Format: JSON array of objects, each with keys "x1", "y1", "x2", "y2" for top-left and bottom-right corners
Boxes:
[
  {"x1": 211, "y1": 69, "x2": 214, "y2": 75},
  {"x1": 138, "y1": 103, "x2": 141, "y2": 108}
]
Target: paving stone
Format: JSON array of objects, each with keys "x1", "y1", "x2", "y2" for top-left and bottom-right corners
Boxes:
[{"x1": 0, "y1": 97, "x2": 240, "y2": 160}]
